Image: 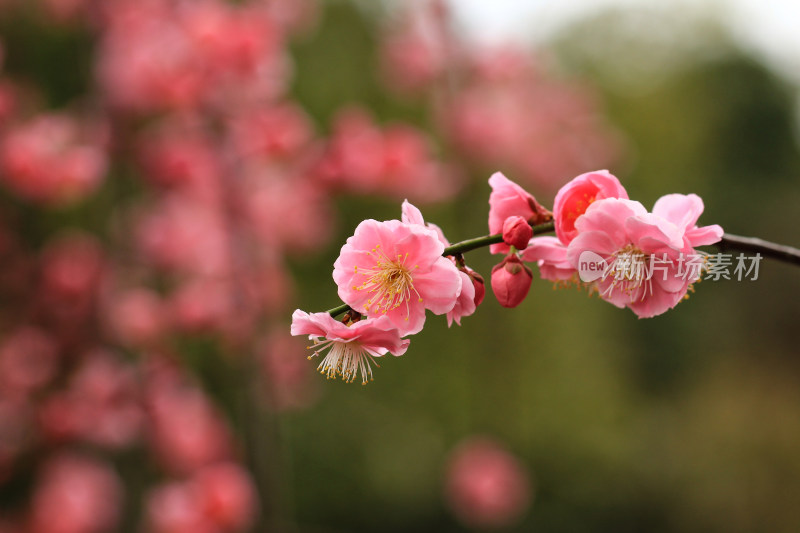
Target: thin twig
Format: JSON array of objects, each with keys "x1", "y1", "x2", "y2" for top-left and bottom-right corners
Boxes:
[{"x1": 716, "y1": 233, "x2": 800, "y2": 266}]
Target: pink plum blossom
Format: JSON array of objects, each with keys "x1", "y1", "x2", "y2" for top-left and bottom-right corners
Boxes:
[
  {"x1": 291, "y1": 310, "x2": 410, "y2": 385},
  {"x1": 487, "y1": 172, "x2": 551, "y2": 255},
  {"x1": 566, "y1": 195, "x2": 723, "y2": 318},
  {"x1": 333, "y1": 218, "x2": 461, "y2": 335},
  {"x1": 553, "y1": 169, "x2": 628, "y2": 245}
]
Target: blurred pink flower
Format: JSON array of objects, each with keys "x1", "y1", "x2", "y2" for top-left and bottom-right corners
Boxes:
[
  {"x1": 0, "y1": 327, "x2": 58, "y2": 397},
  {"x1": 96, "y1": 0, "x2": 287, "y2": 113},
  {"x1": 192, "y1": 463, "x2": 258, "y2": 531},
  {"x1": 257, "y1": 331, "x2": 317, "y2": 412},
  {"x1": 228, "y1": 102, "x2": 313, "y2": 160},
  {"x1": 316, "y1": 108, "x2": 460, "y2": 203},
  {"x1": 291, "y1": 310, "x2": 410, "y2": 384},
  {"x1": 241, "y1": 164, "x2": 335, "y2": 255},
  {"x1": 37, "y1": 233, "x2": 105, "y2": 332},
  {"x1": 441, "y1": 52, "x2": 624, "y2": 190},
  {"x1": 553, "y1": 169, "x2": 628, "y2": 245},
  {"x1": 144, "y1": 463, "x2": 257, "y2": 533},
  {"x1": 144, "y1": 481, "x2": 216, "y2": 533},
  {"x1": 332, "y1": 218, "x2": 461, "y2": 335},
  {"x1": 135, "y1": 195, "x2": 231, "y2": 277},
  {"x1": 379, "y1": 3, "x2": 450, "y2": 94},
  {"x1": 104, "y1": 288, "x2": 166, "y2": 348},
  {"x1": 445, "y1": 437, "x2": 532, "y2": 529},
  {"x1": 0, "y1": 396, "x2": 33, "y2": 483},
  {"x1": 0, "y1": 113, "x2": 106, "y2": 205},
  {"x1": 146, "y1": 372, "x2": 233, "y2": 474},
  {"x1": 39, "y1": 351, "x2": 142, "y2": 449},
  {"x1": 137, "y1": 116, "x2": 223, "y2": 202},
  {"x1": 487, "y1": 172, "x2": 550, "y2": 255},
  {"x1": 29, "y1": 453, "x2": 123, "y2": 533}
]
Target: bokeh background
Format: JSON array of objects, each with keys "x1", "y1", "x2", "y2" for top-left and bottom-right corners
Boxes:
[{"x1": 1, "y1": 0, "x2": 799, "y2": 532}]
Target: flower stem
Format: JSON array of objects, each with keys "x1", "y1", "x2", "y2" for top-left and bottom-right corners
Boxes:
[
  {"x1": 716, "y1": 233, "x2": 800, "y2": 266},
  {"x1": 326, "y1": 303, "x2": 352, "y2": 317}
]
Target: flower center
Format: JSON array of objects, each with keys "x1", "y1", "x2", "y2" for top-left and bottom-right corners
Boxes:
[
  {"x1": 353, "y1": 244, "x2": 421, "y2": 317},
  {"x1": 308, "y1": 339, "x2": 379, "y2": 385},
  {"x1": 601, "y1": 243, "x2": 649, "y2": 300}
]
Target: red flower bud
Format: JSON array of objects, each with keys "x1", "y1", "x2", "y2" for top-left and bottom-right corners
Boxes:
[
  {"x1": 502, "y1": 216, "x2": 532, "y2": 251},
  {"x1": 491, "y1": 255, "x2": 532, "y2": 308},
  {"x1": 464, "y1": 267, "x2": 485, "y2": 307}
]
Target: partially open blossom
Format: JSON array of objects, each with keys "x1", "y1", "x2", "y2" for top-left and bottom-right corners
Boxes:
[
  {"x1": 553, "y1": 169, "x2": 628, "y2": 245},
  {"x1": 521, "y1": 236, "x2": 577, "y2": 283},
  {"x1": 291, "y1": 310, "x2": 410, "y2": 385},
  {"x1": 491, "y1": 255, "x2": 533, "y2": 308},
  {"x1": 445, "y1": 437, "x2": 532, "y2": 529},
  {"x1": 502, "y1": 215, "x2": 532, "y2": 251},
  {"x1": 333, "y1": 218, "x2": 461, "y2": 335},
  {"x1": 566, "y1": 195, "x2": 723, "y2": 318},
  {"x1": 488, "y1": 172, "x2": 551, "y2": 255}
]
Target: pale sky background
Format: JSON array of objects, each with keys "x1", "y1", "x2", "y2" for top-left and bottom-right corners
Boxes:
[{"x1": 449, "y1": 0, "x2": 800, "y2": 85}]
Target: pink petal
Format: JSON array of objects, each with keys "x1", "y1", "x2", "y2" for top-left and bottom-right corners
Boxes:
[
  {"x1": 652, "y1": 193, "x2": 703, "y2": 233},
  {"x1": 685, "y1": 224, "x2": 723, "y2": 247},
  {"x1": 412, "y1": 257, "x2": 462, "y2": 315}
]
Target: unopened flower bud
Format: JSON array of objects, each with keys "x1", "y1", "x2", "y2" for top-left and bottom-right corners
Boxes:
[
  {"x1": 502, "y1": 216, "x2": 532, "y2": 251},
  {"x1": 464, "y1": 267, "x2": 485, "y2": 307},
  {"x1": 491, "y1": 255, "x2": 532, "y2": 308}
]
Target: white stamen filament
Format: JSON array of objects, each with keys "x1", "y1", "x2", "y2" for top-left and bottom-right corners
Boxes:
[
  {"x1": 601, "y1": 244, "x2": 653, "y2": 302},
  {"x1": 308, "y1": 339, "x2": 380, "y2": 385}
]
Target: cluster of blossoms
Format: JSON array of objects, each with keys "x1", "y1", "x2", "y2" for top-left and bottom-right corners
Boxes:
[{"x1": 292, "y1": 170, "x2": 723, "y2": 384}]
